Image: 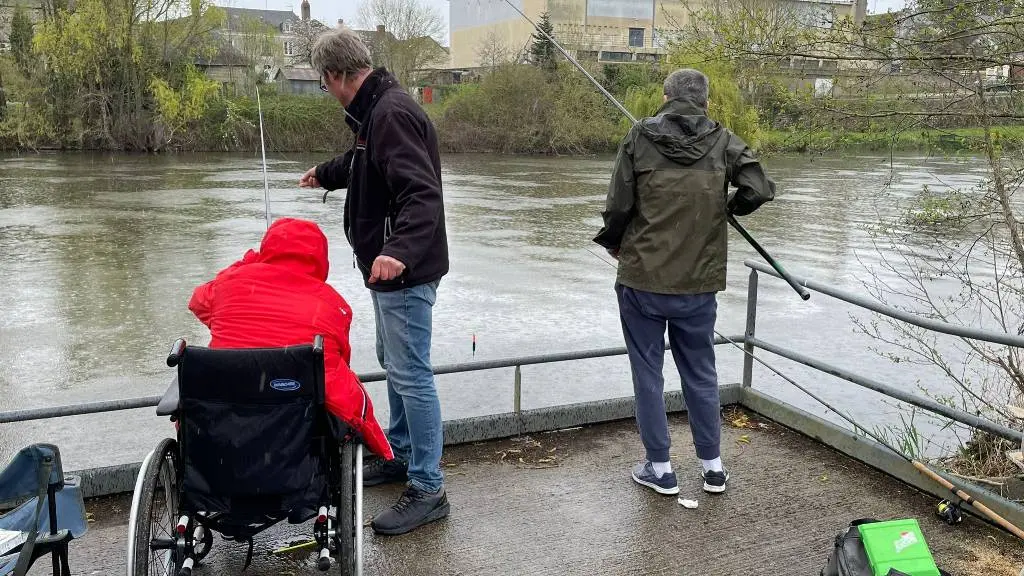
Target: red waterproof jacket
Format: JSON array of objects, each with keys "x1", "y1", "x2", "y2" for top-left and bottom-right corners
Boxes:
[{"x1": 188, "y1": 218, "x2": 392, "y2": 460}]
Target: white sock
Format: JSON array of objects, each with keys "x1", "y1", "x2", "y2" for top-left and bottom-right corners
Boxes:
[
  {"x1": 700, "y1": 457, "x2": 723, "y2": 473},
  {"x1": 651, "y1": 461, "x2": 673, "y2": 478}
]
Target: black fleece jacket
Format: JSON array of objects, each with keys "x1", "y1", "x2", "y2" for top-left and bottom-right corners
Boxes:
[{"x1": 315, "y1": 68, "x2": 449, "y2": 291}]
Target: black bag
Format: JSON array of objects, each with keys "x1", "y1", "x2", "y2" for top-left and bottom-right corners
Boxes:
[{"x1": 821, "y1": 519, "x2": 952, "y2": 576}]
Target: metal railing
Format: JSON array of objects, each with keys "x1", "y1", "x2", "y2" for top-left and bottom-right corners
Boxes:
[
  {"x1": 0, "y1": 338, "x2": 742, "y2": 425},
  {"x1": 1, "y1": 260, "x2": 1021, "y2": 450},
  {"x1": 740, "y1": 259, "x2": 1023, "y2": 443}
]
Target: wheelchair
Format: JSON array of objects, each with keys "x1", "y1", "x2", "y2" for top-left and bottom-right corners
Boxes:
[
  {"x1": 0, "y1": 444, "x2": 88, "y2": 576},
  {"x1": 126, "y1": 336, "x2": 364, "y2": 576}
]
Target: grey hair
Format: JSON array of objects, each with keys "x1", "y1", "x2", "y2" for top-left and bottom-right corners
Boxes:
[
  {"x1": 310, "y1": 28, "x2": 373, "y2": 78},
  {"x1": 663, "y1": 69, "x2": 709, "y2": 105}
]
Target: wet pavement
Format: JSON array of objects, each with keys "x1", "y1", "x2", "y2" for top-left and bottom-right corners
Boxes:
[{"x1": 43, "y1": 413, "x2": 1024, "y2": 576}]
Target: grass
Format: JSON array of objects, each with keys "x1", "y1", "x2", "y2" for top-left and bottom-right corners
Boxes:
[{"x1": 758, "y1": 126, "x2": 1024, "y2": 154}]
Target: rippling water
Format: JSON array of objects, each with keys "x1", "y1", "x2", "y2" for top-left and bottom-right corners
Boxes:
[{"x1": 0, "y1": 151, "x2": 994, "y2": 469}]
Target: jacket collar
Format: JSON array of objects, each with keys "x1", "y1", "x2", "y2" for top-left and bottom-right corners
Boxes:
[
  {"x1": 656, "y1": 96, "x2": 708, "y2": 117},
  {"x1": 345, "y1": 67, "x2": 399, "y2": 132}
]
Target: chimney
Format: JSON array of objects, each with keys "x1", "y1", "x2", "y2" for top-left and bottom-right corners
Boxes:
[
  {"x1": 854, "y1": 0, "x2": 867, "y2": 25},
  {"x1": 376, "y1": 24, "x2": 386, "y2": 35},
  {"x1": 337, "y1": 18, "x2": 344, "y2": 28},
  {"x1": 301, "y1": 0, "x2": 310, "y2": 21}
]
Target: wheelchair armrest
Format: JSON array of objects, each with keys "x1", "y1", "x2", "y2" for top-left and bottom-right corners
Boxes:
[
  {"x1": 167, "y1": 339, "x2": 186, "y2": 367},
  {"x1": 31, "y1": 530, "x2": 72, "y2": 548},
  {"x1": 156, "y1": 380, "x2": 180, "y2": 417}
]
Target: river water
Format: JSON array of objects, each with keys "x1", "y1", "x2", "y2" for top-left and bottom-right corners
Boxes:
[{"x1": 0, "y1": 151, "x2": 994, "y2": 470}]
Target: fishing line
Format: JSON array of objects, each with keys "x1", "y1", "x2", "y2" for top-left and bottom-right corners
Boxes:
[
  {"x1": 256, "y1": 84, "x2": 271, "y2": 230},
  {"x1": 496, "y1": 0, "x2": 809, "y2": 300}
]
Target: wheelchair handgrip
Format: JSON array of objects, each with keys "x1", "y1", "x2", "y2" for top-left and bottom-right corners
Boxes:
[
  {"x1": 313, "y1": 335, "x2": 324, "y2": 354},
  {"x1": 167, "y1": 339, "x2": 186, "y2": 367}
]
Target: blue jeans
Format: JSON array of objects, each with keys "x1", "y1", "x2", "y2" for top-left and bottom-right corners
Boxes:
[
  {"x1": 616, "y1": 284, "x2": 721, "y2": 463},
  {"x1": 370, "y1": 280, "x2": 444, "y2": 493}
]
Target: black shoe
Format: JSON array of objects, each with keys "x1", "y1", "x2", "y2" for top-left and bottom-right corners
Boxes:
[
  {"x1": 371, "y1": 485, "x2": 450, "y2": 535},
  {"x1": 702, "y1": 469, "x2": 730, "y2": 494},
  {"x1": 363, "y1": 458, "x2": 408, "y2": 486}
]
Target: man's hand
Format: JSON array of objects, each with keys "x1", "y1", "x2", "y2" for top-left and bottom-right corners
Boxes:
[
  {"x1": 369, "y1": 255, "x2": 406, "y2": 283},
  {"x1": 299, "y1": 166, "x2": 321, "y2": 189}
]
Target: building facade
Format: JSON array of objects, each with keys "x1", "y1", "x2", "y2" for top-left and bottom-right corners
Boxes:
[
  {"x1": 449, "y1": 0, "x2": 865, "y2": 69},
  {"x1": 219, "y1": 0, "x2": 311, "y2": 63},
  {"x1": 0, "y1": 0, "x2": 43, "y2": 51}
]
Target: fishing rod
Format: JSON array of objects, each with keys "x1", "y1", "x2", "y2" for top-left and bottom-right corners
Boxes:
[
  {"x1": 501, "y1": 0, "x2": 809, "y2": 301},
  {"x1": 586, "y1": 249, "x2": 1024, "y2": 540},
  {"x1": 256, "y1": 85, "x2": 271, "y2": 230},
  {"x1": 714, "y1": 329, "x2": 1024, "y2": 539}
]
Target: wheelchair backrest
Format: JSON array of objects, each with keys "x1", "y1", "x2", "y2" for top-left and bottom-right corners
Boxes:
[{"x1": 172, "y1": 339, "x2": 328, "y2": 516}]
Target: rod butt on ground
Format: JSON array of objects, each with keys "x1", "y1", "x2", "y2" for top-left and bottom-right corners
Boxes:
[{"x1": 912, "y1": 460, "x2": 1024, "y2": 540}]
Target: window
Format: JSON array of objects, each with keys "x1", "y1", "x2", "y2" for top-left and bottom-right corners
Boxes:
[
  {"x1": 601, "y1": 51, "x2": 632, "y2": 62},
  {"x1": 284, "y1": 41, "x2": 294, "y2": 56},
  {"x1": 628, "y1": 28, "x2": 644, "y2": 48}
]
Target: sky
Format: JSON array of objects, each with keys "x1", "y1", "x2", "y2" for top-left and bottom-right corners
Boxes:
[{"x1": 222, "y1": 0, "x2": 911, "y2": 44}]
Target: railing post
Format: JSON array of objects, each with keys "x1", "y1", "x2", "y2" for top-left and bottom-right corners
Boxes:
[
  {"x1": 514, "y1": 365, "x2": 522, "y2": 414},
  {"x1": 742, "y1": 269, "x2": 758, "y2": 388}
]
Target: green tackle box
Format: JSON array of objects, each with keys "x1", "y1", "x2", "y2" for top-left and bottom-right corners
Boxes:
[{"x1": 858, "y1": 519, "x2": 940, "y2": 576}]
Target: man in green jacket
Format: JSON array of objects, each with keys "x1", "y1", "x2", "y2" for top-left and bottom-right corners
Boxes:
[{"x1": 594, "y1": 68, "x2": 776, "y2": 496}]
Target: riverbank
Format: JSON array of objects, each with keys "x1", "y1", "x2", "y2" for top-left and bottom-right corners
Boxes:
[
  {"x1": 759, "y1": 126, "x2": 1024, "y2": 155},
  {"x1": 6, "y1": 93, "x2": 1016, "y2": 155}
]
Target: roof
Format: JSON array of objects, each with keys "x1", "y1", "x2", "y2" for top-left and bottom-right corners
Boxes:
[
  {"x1": 277, "y1": 67, "x2": 320, "y2": 81},
  {"x1": 221, "y1": 7, "x2": 299, "y2": 31},
  {"x1": 193, "y1": 44, "x2": 249, "y2": 67},
  {"x1": 352, "y1": 28, "x2": 399, "y2": 45}
]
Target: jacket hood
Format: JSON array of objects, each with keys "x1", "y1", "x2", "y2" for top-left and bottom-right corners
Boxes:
[
  {"x1": 637, "y1": 96, "x2": 724, "y2": 165},
  {"x1": 257, "y1": 218, "x2": 330, "y2": 281}
]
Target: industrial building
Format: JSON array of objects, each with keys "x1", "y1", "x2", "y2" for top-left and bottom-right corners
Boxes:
[{"x1": 449, "y1": 0, "x2": 867, "y2": 69}]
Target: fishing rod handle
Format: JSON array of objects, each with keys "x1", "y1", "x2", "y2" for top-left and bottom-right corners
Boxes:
[{"x1": 913, "y1": 460, "x2": 1024, "y2": 540}]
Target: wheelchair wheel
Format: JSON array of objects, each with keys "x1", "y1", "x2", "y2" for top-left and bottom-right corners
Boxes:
[
  {"x1": 334, "y1": 442, "x2": 361, "y2": 576},
  {"x1": 127, "y1": 438, "x2": 180, "y2": 576}
]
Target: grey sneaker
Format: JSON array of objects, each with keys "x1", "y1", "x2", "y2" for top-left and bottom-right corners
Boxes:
[
  {"x1": 702, "y1": 469, "x2": 729, "y2": 494},
  {"x1": 630, "y1": 462, "x2": 679, "y2": 495},
  {"x1": 371, "y1": 485, "x2": 450, "y2": 535},
  {"x1": 363, "y1": 458, "x2": 408, "y2": 486}
]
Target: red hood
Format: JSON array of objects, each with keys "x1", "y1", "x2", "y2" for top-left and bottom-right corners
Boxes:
[{"x1": 256, "y1": 218, "x2": 330, "y2": 281}]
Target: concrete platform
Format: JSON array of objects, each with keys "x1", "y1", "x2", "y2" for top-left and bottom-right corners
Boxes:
[{"x1": 40, "y1": 411, "x2": 1024, "y2": 576}]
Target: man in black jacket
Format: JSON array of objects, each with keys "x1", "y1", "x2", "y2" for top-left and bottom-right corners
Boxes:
[{"x1": 300, "y1": 28, "x2": 449, "y2": 536}]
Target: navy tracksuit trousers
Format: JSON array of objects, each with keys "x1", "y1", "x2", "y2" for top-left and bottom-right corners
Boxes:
[{"x1": 616, "y1": 284, "x2": 721, "y2": 463}]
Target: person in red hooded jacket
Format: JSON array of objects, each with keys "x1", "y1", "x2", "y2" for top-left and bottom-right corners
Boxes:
[{"x1": 187, "y1": 217, "x2": 393, "y2": 460}]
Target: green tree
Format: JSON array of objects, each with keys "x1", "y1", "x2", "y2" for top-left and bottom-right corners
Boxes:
[
  {"x1": 665, "y1": 52, "x2": 762, "y2": 146},
  {"x1": 9, "y1": 4, "x2": 35, "y2": 74},
  {"x1": 32, "y1": 0, "x2": 225, "y2": 149},
  {"x1": 529, "y1": 12, "x2": 557, "y2": 72},
  {"x1": 150, "y1": 66, "x2": 221, "y2": 147}
]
